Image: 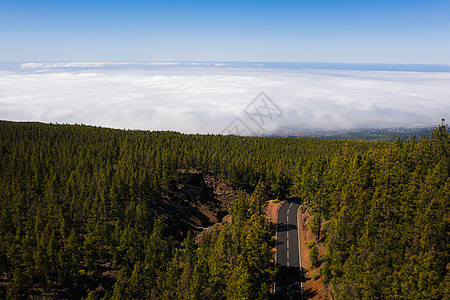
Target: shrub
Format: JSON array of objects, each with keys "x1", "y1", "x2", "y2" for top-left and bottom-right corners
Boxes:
[
  {"x1": 321, "y1": 261, "x2": 331, "y2": 283},
  {"x1": 306, "y1": 240, "x2": 316, "y2": 249},
  {"x1": 312, "y1": 271, "x2": 321, "y2": 280},
  {"x1": 309, "y1": 245, "x2": 319, "y2": 268}
]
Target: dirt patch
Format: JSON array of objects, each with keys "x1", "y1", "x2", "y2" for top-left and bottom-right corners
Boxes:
[
  {"x1": 298, "y1": 208, "x2": 332, "y2": 299},
  {"x1": 163, "y1": 170, "x2": 240, "y2": 237},
  {"x1": 265, "y1": 200, "x2": 283, "y2": 223},
  {"x1": 182, "y1": 171, "x2": 247, "y2": 240}
]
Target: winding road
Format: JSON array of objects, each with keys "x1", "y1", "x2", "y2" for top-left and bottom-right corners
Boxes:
[{"x1": 275, "y1": 200, "x2": 303, "y2": 299}]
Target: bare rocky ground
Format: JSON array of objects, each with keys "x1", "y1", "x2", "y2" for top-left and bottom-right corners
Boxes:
[
  {"x1": 172, "y1": 170, "x2": 240, "y2": 234},
  {"x1": 138, "y1": 169, "x2": 245, "y2": 240}
]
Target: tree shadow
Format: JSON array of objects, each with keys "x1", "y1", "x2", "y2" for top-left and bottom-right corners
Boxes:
[
  {"x1": 276, "y1": 223, "x2": 297, "y2": 232},
  {"x1": 274, "y1": 265, "x2": 317, "y2": 300},
  {"x1": 286, "y1": 195, "x2": 302, "y2": 204},
  {"x1": 274, "y1": 265, "x2": 303, "y2": 299},
  {"x1": 302, "y1": 288, "x2": 318, "y2": 299}
]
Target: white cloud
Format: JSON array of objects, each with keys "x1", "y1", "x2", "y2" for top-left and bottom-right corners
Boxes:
[
  {"x1": 20, "y1": 62, "x2": 182, "y2": 69},
  {"x1": 1, "y1": 65, "x2": 449, "y2": 134}
]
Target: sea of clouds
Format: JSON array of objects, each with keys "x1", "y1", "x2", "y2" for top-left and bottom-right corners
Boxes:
[{"x1": 0, "y1": 62, "x2": 449, "y2": 134}]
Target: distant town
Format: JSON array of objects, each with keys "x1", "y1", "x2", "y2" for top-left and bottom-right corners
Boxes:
[{"x1": 270, "y1": 127, "x2": 432, "y2": 142}]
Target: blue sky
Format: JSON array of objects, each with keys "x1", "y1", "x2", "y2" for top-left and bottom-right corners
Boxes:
[{"x1": 1, "y1": 0, "x2": 449, "y2": 64}]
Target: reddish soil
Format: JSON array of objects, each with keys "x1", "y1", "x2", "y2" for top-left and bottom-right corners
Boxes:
[
  {"x1": 265, "y1": 200, "x2": 283, "y2": 223},
  {"x1": 298, "y1": 208, "x2": 332, "y2": 299}
]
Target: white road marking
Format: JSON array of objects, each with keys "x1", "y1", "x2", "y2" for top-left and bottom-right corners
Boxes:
[
  {"x1": 287, "y1": 249, "x2": 290, "y2": 267},
  {"x1": 275, "y1": 202, "x2": 304, "y2": 298}
]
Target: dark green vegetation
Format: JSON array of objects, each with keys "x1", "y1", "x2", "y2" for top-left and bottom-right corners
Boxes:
[
  {"x1": 0, "y1": 120, "x2": 448, "y2": 299},
  {"x1": 299, "y1": 125, "x2": 449, "y2": 299},
  {"x1": 0, "y1": 121, "x2": 367, "y2": 299}
]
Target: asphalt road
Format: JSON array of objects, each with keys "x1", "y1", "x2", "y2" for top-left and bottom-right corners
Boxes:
[{"x1": 275, "y1": 200, "x2": 303, "y2": 299}]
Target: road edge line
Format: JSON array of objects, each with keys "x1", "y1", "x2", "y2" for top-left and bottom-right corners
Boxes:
[
  {"x1": 273, "y1": 200, "x2": 284, "y2": 297},
  {"x1": 297, "y1": 204, "x2": 304, "y2": 300}
]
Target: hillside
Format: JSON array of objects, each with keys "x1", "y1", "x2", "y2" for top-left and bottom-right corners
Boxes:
[{"x1": 0, "y1": 120, "x2": 448, "y2": 299}]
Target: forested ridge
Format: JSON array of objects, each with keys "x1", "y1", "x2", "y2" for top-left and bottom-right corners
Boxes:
[
  {"x1": 298, "y1": 124, "x2": 449, "y2": 299},
  {"x1": 0, "y1": 120, "x2": 448, "y2": 299}
]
